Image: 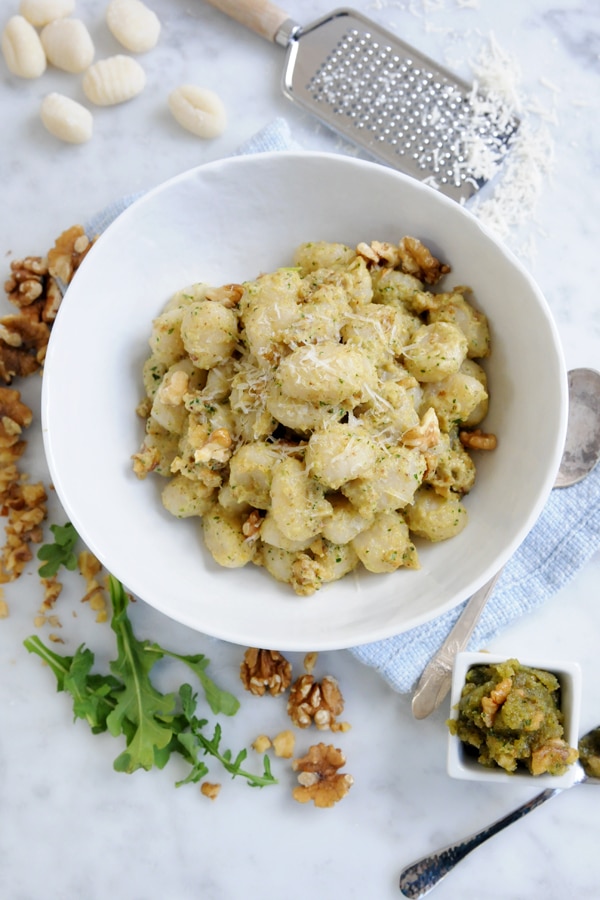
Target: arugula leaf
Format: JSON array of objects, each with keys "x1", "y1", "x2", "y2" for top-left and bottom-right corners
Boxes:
[
  {"x1": 37, "y1": 522, "x2": 79, "y2": 577},
  {"x1": 24, "y1": 573, "x2": 277, "y2": 790},
  {"x1": 145, "y1": 645, "x2": 240, "y2": 716},
  {"x1": 106, "y1": 576, "x2": 175, "y2": 773},
  {"x1": 24, "y1": 636, "x2": 119, "y2": 733}
]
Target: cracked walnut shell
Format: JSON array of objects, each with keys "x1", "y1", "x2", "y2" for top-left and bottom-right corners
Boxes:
[
  {"x1": 240, "y1": 647, "x2": 292, "y2": 697},
  {"x1": 292, "y1": 743, "x2": 353, "y2": 808},
  {"x1": 287, "y1": 673, "x2": 345, "y2": 731}
]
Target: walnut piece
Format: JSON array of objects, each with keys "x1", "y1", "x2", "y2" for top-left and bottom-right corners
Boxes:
[
  {"x1": 200, "y1": 782, "x2": 221, "y2": 801},
  {"x1": 459, "y1": 428, "x2": 498, "y2": 451},
  {"x1": 240, "y1": 647, "x2": 292, "y2": 697},
  {"x1": 272, "y1": 729, "x2": 296, "y2": 758},
  {"x1": 481, "y1": 676, "x2": 513, "y2": 728},
  {"x1": 2, "y1": 226, "x2": 94, "y2": 385},
  {"x1": 292, "y1": 743, "x2": 353, "y2": 808},
  {"x1": 397, "y1": 236, "x2": 450, "y2": 285},
  {"x1": 530, "y1": 738, "x2": 579, "y2": 777},
  {"x1": 47, "y1": 224, "x2": 93, "y2": 285},
  {"x1": 0, "y1": 315, "x2": 50, "y2": 383},
  {"x1": 4, "y1": 254, "x2": 62, "y2": 324},
  {"x1": 303, "y1": 651, "x2": 318, "y2": 674},
  {"x1": 0, "y1": 387, "x2": 33, "y2": 446},
  {"x1": 0, "y1": 388, "x2": 46, "y2": 592},
  {"x1": 287, "y1": 673, "x2": 345, "y2": 731},
  {"x1": 4, "y1": 257, "x2": 47, "y2": 307},
  {"x1": 402, "y1": 407, "x2": 442, "y2": 451},
  {"x1": 39, "y1": 575, "x2": 63, "y2": 613},
  {"x1": 252, "y1": 734, "x2": 272, "y2": 754},
  {"x1": 356, "y1": 240, "x2": 402, "y2": 267},
  {"x1": 78, "y1": 550, "x2": 108, "y2": 622},
  {"x1": 241, "y1": 509, "x2": 261, "y2": 540},
  {"x1": 0, "y1": 479, "x2": 47, "y2": 583},
  {"x1": 204, "y1": 283, "x2": 244, "y2": 308}
]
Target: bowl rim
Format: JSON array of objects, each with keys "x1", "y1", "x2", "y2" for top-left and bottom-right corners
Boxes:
[
  {"x1": 447, "y1": 651, "x2": 582, "y2": 788},
  {"x1": 41, "y1": 150, "x2": 569, "y2": 650}
]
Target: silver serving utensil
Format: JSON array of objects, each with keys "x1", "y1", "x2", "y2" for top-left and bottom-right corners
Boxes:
[
  {"x1": 411, "y1": 367, "x2": 600, "y2": 720},
  {"x1": 398, "y1": 726, "x2": 600, "y2": 898}
]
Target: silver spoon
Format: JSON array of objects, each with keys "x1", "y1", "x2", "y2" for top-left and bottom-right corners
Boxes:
[
  {"x1": 411, "y1": 367, "x2": 600, "y2": 720},
  {"x1": 398, "y1": 726, "x2": 600, "y2": 898}
]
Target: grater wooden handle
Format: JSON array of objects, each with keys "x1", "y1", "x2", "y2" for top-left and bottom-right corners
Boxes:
[{"x1": 203, "y1": 0, "x2": 293, "y2": 43}]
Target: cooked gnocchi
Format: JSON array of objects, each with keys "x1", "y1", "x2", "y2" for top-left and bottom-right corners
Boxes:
[{"x1": 133, "y1": 237, "x2": 495, "y2": 595}]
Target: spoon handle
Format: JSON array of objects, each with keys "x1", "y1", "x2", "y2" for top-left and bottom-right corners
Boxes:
[
  {"x1": 411, "y1": 570, "x2": 502, "y2": 719},
  {"x1": 398, "y1": 787, "x2": 561, "y2": 898}
]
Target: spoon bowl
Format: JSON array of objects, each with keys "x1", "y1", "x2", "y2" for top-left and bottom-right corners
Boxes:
[{"x1": 554, "y1": 368, "x2": 600, "y2": 487}]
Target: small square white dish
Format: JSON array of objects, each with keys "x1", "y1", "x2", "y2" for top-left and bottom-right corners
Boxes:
[{"x1": 447, "y1": 651, "x2": 582, "y2": 789}]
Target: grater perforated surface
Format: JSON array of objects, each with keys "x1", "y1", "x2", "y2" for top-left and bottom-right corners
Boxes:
[{"x1": 282, "y1": 10, "x2": 518, "y2": 202}]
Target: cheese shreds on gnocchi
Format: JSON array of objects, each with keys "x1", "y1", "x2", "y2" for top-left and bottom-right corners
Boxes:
[{"x1": 132, "y1": 237, "x2": 495, "y2": 596}]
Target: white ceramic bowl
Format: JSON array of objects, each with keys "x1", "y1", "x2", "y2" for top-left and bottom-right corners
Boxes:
[
  {"x1": 41, "y1": 151, "x2": 567, "y2": 651},
  {"x1": 447, "y1": 652, "x2": 582, "y2": 788}
]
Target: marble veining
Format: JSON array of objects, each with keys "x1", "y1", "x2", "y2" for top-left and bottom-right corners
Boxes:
[{"x1": 1, "y1": 1, "x2": 599, "y2": 898}]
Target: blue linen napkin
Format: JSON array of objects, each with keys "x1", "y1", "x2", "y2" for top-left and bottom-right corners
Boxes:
[{"x1": 85, "y1": 117, "x2": 600, "y2": 694}]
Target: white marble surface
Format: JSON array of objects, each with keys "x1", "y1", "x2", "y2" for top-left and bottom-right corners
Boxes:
[{"x1": 1, "y1": 1, "x2": 599, "y2": 898}]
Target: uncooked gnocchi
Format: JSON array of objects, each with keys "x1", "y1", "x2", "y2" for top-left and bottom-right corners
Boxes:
[
  {"x1": 19, "y1": 0, "x2": 74, "y2": 27},
  {"x1": 83, "y1": 55, "x2": 146, "y2": 106},
  {"x1": 41, "y1": 18, "x2": 94, "y2": 73},
  {"x1": 1, "y1": 15, "x2": 46, "y2": 78},
  {"x1": 106, "y1": 0, "x2": 161, "y2": 54},
  {"x1": 133, "y1": 237, "x2": 495, "y2": 596},
  {"x1": 168, "y1": 85, "x2": 227, "y2": 139},
  {"x1": 40, "y1": 92, "x2": 93, "y2": 143}
]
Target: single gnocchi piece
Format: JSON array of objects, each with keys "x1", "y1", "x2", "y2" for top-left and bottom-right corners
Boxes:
[
  {"x1": 402, "y1": 321, "x2": 468, "y2": 383},
  {"x1": 305, "y1": 422, "x2": 378, "y2": 490},
  {"x1": 404, "y1": 485, "x2": 468, "y2": 542},
  {"x1": 19, "y1": 0, "x2": 74, "y2": 27},
  {"x1": 83, "y1": 55, "x2": 146, "y2": 106},
  {"x1": 41, "y1": 18, "x2": 95, "y2": 73},
  {"x1": 269, "y1": 457, "x2": 332, "y2": 543},
  {"x1": 228, "y1": 442, "x2": 281, "y2": 509},
  {"x1": 106, "y1": 0, "x2": 161, "y2": 53},
  {"x1": 180, "y1": 300, "x2": 238, "y2": 370},
  {"x1": 161, "y1": 475, "x2": 215, "y2": 518},
  {"x1": 168, "y1": 84, "x2": 227, "y2": 139},
  {"x1": 277, "y1": 340, "x2": 377, "y2": 405},
  {"x1": 202, "y1": 503, "x2": 258, "y2": 568},
  {"x1": 1, "y1": 15, "x2": 46, "y2": 78},
  {"x1": 351, "y1": 511, "x2": 419, "y2": 574},
  {"x1": 40, "y1": 92, "x2": 93, "y2": 144}
]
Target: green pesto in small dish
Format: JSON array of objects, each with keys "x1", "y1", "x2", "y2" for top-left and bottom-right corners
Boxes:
[{"x1": 448, "y1": 658, "x2": 578, "y2": 776}]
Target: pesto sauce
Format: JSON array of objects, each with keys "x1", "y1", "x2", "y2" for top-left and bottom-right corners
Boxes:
[{"x1": 448, "y1": 658, "x2": 578, "y2": 776}]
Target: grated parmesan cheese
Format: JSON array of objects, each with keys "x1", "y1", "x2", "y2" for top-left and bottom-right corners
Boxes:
[{"x1": 462, "y1": 35, "x2": 556, "y2": 250}]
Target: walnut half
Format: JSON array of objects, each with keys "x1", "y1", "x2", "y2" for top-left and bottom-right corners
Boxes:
[
  {"x1": 240, "y1": 648, "x2": 292, "y2": 697},
  {"x1": 292, "y1": 743, "x2": 354, "y2": 808},
  {"x1": 287, "y1": 673, "x2": 346, "y2": 731},
  {"x1": 459, "y1": 428, "x2": 498, "y2": 451}
]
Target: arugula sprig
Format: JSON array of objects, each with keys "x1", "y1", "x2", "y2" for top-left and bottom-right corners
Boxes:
[
  {"x1": 174, "y1": 685, "x2": 275, "y2": 788},
  {"x1": 37, "y1": 522, "x2": 79, "y2": 577},
  {"x1": 24, "y1": 575, "x2": 276, "y2": 789}
]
